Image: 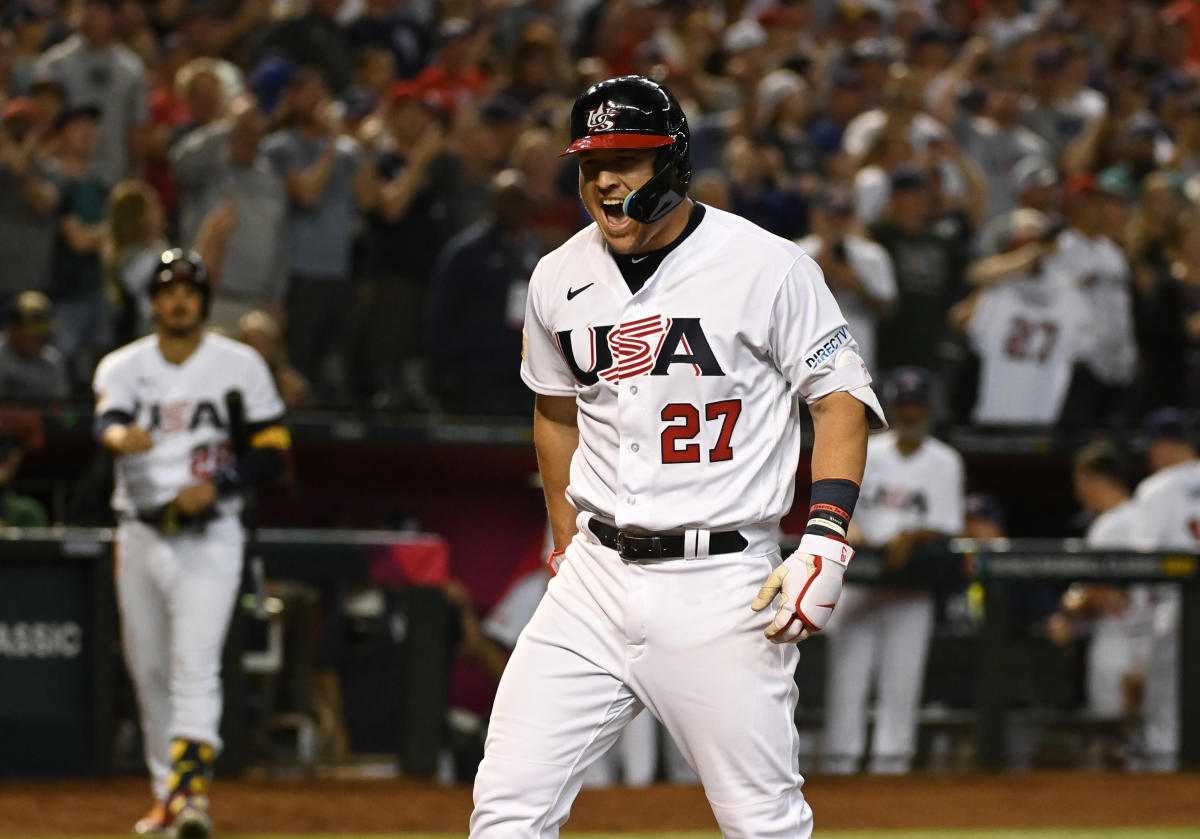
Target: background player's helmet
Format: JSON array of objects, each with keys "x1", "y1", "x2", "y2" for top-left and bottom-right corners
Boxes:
[
  {"x1": 883, "y1": 366, "x2": 935, "y2": 406},
  {"x1": 562, "y1": 75, "x2": 691, "y2": 224},
  {"x1": 148, "y1": 248, "x2": 211, "y2": 317}
]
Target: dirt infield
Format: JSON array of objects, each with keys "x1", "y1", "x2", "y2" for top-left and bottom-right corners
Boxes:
[{"x1": 0, "y1": 773, "x2": 1197, "y2": 835}]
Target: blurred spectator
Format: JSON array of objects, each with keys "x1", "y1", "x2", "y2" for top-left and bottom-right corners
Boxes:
[
  {"x1": 0, "y1": 291, "x2": 70, "y2": 401},
  {"x1": 870, "y1": 165, "x2": 968, "y2": 378},
  {"x1": 172, "y1": 99, "x2": 288, "y2": 333},
  {"x1": 724, "y1": 134, "x2": 806, "y2": 239},
  {"x1": 341, "y1": 46, "x2": 397, "y2": 124},
  {"x1": 259, "y1": 0, "x2": 354, "y2": 95},
  {"x1": 0, "y1": 95, "x2": 58, "y2": 303},
  {"x1": 796, "y1": 184, "x2": 896, "y2": 372},
  {"x1": 809, "y1": 67, "x2": 868, "y2": 167},
  {"x1": 46, "y1": 104, "x2": 112, "y2": 386},
  {"x1": 0, "y1": 427, "x2": 48, "y2": 527},
  {"x1": 953, "y1": 73, "x2": 1050, "y2": 224},
  {"x1": 101, "y1": 178, "x2": 166, "y2": 341},
  {"x1": 510, "y1": 127, "x2": 580, "y2": 252},
  {"x1": 842, "y1": 64, "x2": 947, "y2": 175},
  {"x1": 344, "y1": 0, "x2": 430, "y2": 80},
  {"x1": 263, "y1": 66, "x2": 379, "y2": 402},
  {"x1": 426, "y1": 170, "x2": 542, "y2": 416},
  {"x1": 1042, "y1": 173, "x2": 1138, "y2": 426},
  {"x1": 824, "y1": 366, "x2": 965, "y2": 775},
  {"x1": 977, "y1": 157, "x2": 1060, "y2": 256},
  {"x1": 949, "y1": 209, "x2": 1088, "y2": 427},
  {"x1": 35, "y1": 0, "x2": 149, "y2": 183},
  {"x1": 499, "y1": 25, "x2": 570, "y2": 112},
  {"x1": 356, "y1": 81, "x2": 454, "y2": 408},
  {"x1": 756, "y1": 68, "x2": 820, "y2": 182},
  {"x1": 413, "y1": 17, "x2": 490, "y2": 116},
  {"x1": 237, "y1": 310, "x2": 312, "y2": 410}
]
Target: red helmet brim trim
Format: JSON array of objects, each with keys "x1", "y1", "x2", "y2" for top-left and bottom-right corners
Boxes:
[{"x1": 561, "y1": 134, "x2": 675, "y2": 156}]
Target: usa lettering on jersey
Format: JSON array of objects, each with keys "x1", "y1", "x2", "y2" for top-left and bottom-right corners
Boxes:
[{"x1": 556, "y1": 316, "x2": 723, "y2": 385}]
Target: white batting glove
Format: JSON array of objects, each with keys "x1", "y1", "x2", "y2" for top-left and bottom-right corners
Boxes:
[{"x1": 750, "y1": 534, "x2": 854, "y2": 643}]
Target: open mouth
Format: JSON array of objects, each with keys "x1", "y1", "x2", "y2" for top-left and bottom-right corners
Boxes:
[{"x1": 601, "y1": 197, "x2": 633, "y2": 231}]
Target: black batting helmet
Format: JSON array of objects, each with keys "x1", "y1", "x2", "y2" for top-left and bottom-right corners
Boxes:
[
  {"x1": 148, "y1": 248, "x2": 211, "y2": 316},
  {"x1": 563, "y1": 75, "x2": 691, "y2": 225}
]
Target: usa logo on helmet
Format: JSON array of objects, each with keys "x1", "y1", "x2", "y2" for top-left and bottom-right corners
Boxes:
[{"x1": 585, "y1": 102, "x2": 619, "y2": 132}]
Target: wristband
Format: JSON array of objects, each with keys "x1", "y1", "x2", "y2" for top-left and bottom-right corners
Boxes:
[
  {"x1": 547, "y1": 549, "x2": 566, "y2": 576},
  {"x1": 805, "y1": 477, "x2": 860, "y2": 539}
]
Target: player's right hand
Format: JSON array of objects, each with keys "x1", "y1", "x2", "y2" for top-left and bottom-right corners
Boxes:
[
  {"x1": 751, "y1": 534, "x2": 854, "y2": 643},
  {"x1": 111, "y1": 424, "x2": 154, "y2": 454}
]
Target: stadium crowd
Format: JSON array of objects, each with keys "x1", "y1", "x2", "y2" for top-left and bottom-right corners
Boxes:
[{"x1": 0, "y1": 0, "x2": 1198, "y2": 423}]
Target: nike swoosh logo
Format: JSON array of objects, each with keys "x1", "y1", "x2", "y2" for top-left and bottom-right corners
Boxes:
[
  {"x1": 566, "y1": 283, "x2": 594, "y2": 301},
  {"x1": 631, "y1": 255, "x2": 649, "y2": 263}
]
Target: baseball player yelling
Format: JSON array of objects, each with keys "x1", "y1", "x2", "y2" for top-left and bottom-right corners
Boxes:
[
  {"x1": 468, "y1": 76, "x2": 886, "y2": 839},
  {"x1": 93, "y1": 250, "x2": 290, "y2": 838}
]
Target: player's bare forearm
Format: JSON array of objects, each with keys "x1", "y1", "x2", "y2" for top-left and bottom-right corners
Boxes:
[
  {"x1": 533, "y1": 394, "x2": 580, "y2": 551},
  {"x1": 809, "y1": 391, "x2": 868, "y2": 485}
]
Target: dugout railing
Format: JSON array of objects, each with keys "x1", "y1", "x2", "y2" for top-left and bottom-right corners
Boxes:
[{"x1": 1, "y1": 529, "x2": 1197, "y2": 776}]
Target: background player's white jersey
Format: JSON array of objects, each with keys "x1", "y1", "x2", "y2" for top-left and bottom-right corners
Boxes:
[
  {"x1": 967, "y1": 274, "x2": 1088, "y2": 425},
  {"x1": 854, "y1": 431, "x2": 965, "y2": 544},
  {"x1": 1131, "y1": 460, "x2": 1200, "y2": 551},
  {"x1": 794, "y1": 233, "x2": 897, "y2": 373},
  {"x1": 521, "y1": 205, "x2": 885, "y2": 532},
  {"x1": 1041, "y1": 229, "x2": 1137, "y2": 386},
  {"x1": 93, "y1": 332, "x2": 285, "y2": 517}
]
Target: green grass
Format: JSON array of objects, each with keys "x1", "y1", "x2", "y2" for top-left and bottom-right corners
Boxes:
[{"x1": 15, "y1": 831, "x2": 1200, "y2": 839}]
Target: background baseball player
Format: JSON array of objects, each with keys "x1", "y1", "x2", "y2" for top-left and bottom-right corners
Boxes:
[
  {"x1": 469, "y1": 75, "x2": 885, "y2": 839},
  {"x1": 1046, "y1": 441, "x2": 1151, "y2": 767},
  {"x1": 823, "y1": 366, "x2": 964, "y2": 775},
  {"x1": 93, "y1": 249, "x2": 290, "y2": 837},
  {"x1": 1128, "y1": 407, "x2": 1200, "y2": 772}
]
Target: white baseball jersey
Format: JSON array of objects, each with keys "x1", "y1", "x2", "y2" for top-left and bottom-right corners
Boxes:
[
  {"x1": 795, "y1": 233, "x2": 897, "y2": 373},
  {"x1": 1041, "y1": 229, "x2": 1137, "y2": 385},
  {"x1": 1130, "y1": 460, "x2": 1200, "y2": 551},
  {"x1": 521, "y1": 205, "x2": 886, "y2": 532},
  {"x1": 93, "y1": 332, "x2": 286, "y2": 518},
  {"x1": 853, "y1": 431, "x2": 965, "y2": 545},
  {"x1": 966, "y1": 273, "x2": 1089, "y2": 425}
]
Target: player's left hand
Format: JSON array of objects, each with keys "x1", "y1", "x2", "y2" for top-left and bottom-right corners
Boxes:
[
  {"x1": 173, "y1": 481, "x2": 217, "y2": 515},
  {"x1": 751, "y1": 534, "x2": 854, "y2": 643}
]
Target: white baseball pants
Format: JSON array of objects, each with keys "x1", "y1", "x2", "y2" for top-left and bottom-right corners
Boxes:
[
  {"x1": 115, "y1": 518, "x2": 243, "y2": 800},
  {"x1": 470, "y1": 523, "x2": 812, "y2": 838},
  {"x1": 821, "y1": 585, "x2": 934, "y2": 774}
]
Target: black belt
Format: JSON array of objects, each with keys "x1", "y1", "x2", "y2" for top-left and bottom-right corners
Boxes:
[{"x1": 588, "y1": 518, "x2": 748, "y2": 561}]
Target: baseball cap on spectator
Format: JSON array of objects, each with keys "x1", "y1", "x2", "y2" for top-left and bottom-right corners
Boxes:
[
  {"x1": 480, "y1": 94, "x2": 526, "y2": 125},
  {"x1": 438, "y1": 17, "x2": 475, "y2": 43},
  {"x1": 757, "y1": 68, "x2": 807, "y2": 118},
  {"x1": 883, "y1": 366, "x2": 934, "y2": 405},
  {"x1": 817, "y1": 184, "x2": 854, "y2": 215},
  {"x1": 249, "y1": 56, "x2": 294, "y2": 115},
  {"x1": 1143, "y1": 407, "x2": 1190, "y2": 442},
  {"x1": 30, "y1": 77, "x2": 66, "y2": 102},
  {"x1": 889, "y1": 164, "x2": 928, "y2": 192},
  {"x1": 724, "y1": 19, "x2": 767, "y2": 53},
  {"x1": 53, "y1": 103, "x2": 101, "y2": 133},
  {"x1": 2, "y1": 97, "x2": 37, "y2": 128},
  {"x1": 1096, "y1": 166, "x2": 1134, "y2": 202},
  {"x1": 7, "y1": 291, "x2": 54, "y2": 335},
  {"x1": 1061, "y1": 171, "x2": 1096, "y2": 203},
  {"x1": 910, "y1": 23, "x2": 952, "y2": 50},
  {"x1": 1122, "y1": 113, "x2": 1161, "y2": 141},
  {"x1": 965, "y1": 493, "x2": 1006, "y2": 529},
  {"x1": 849, "y1": 38, "x2": 891, "y2": 65}
]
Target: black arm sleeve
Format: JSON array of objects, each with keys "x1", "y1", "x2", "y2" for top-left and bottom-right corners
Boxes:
[{"x1": 94, "y1": 409, "x2": 134, "y2": 441}]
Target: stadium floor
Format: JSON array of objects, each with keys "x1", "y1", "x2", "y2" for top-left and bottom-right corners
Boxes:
[{"x1": 1, "y1": 774, "x2": 1198, "y2": 836}]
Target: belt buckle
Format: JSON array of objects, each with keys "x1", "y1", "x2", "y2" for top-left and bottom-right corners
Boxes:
[{"x1": 616, "y1": 531, "x2": 630, "y2": 558}]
